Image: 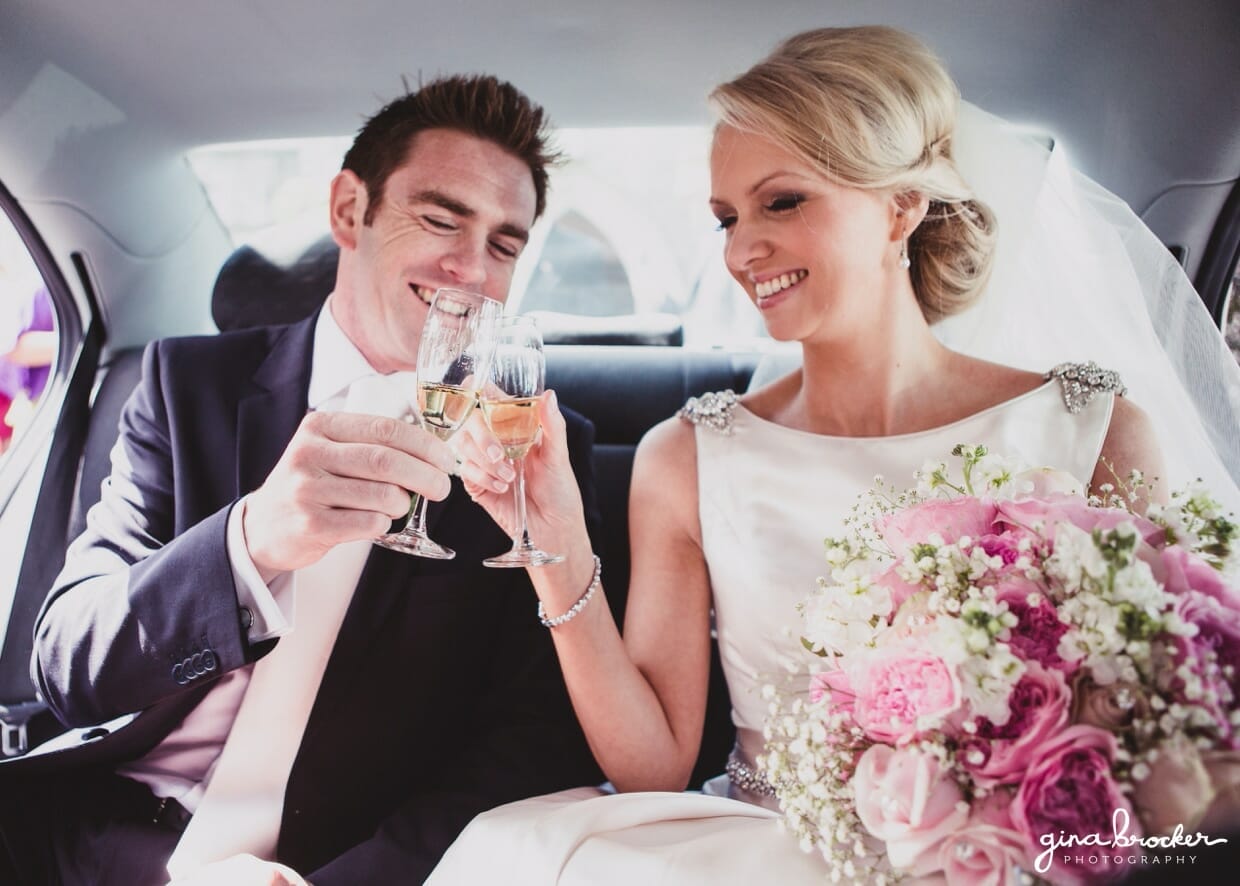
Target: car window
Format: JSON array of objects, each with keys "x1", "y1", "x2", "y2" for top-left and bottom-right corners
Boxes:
[
  {"x1": 0, "y1": 217, "x2": 57, "y2": 462},
  {"x1": 188, "y1": 128, "x2": 769, "y2": 348},
  {"x1": 0, "y1": 203, "x2": 64, "y2": 646}
]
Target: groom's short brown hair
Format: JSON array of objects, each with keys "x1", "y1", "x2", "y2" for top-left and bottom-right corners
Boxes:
[{"x1": 342, "y1": 74, "x2": 559, "y2": 225}]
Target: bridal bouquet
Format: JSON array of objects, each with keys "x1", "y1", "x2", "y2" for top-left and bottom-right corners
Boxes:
[{"x1": 761, "y1": 446, "x2": 1240, "y2": 885}]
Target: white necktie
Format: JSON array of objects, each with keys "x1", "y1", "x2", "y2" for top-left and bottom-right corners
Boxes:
[{"x1": 168, "y1": 374, "x2": 412, "y2": 876}]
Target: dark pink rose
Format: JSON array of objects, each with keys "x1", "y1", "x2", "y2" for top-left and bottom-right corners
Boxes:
[
  {"x1": 1012, "y1": 725, "x2": 1137, "y2": 885},
  {"x1": 880, "y1": 497, "x2": 999, "y2": 558},
  {"x1": 853, "y1": 743, "x2": 969, "y2": 874},
  {"x1": 850, "y1": 646, "x2": 961, "y2": 743},
  {"x1": 959, "y1": 663, "x2": 1072, "y2": 785},
  {"x1": 1172, "y1": 590, "x2": 1240, "y2": 743},
  {"x1": 1161, "y1": 545, "x2": 1240, "y2": 609},
  {"x1": 972, "y1": 530, "x2": 1041, "y2": 572},
  {"x1": 995, "y1": 580, "x2": 1073, "y2": 673},
  {"x1": 996, "y1": 496, "x2": 1164, "y2": 548}
]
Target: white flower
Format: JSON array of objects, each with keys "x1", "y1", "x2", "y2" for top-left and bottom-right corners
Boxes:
[
  {"x1": 957, "y1": 644, "x2": 1026, "y2": 725},
  {"x1": 1046, "y1": 522, "x2": 1109, "y2": 586},
  {"x1": 973, "y1": 452, "x2": 1036, "y2": 498}
]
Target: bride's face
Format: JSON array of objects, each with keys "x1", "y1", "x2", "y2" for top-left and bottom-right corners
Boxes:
[{"x1": 709, "y1": 125, "x2": 901, "y2": 343}]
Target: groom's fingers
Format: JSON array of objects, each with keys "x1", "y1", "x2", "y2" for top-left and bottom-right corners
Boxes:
[{"x1": 315, "y1": 411, "x2": 456, "y2": 472}]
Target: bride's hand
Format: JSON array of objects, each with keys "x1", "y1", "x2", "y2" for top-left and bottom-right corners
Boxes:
[{"x1": 456, "y1": 390, "x2": 591, "y2": 554}]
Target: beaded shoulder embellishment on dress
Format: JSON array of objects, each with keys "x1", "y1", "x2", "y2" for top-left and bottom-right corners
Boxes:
[
  {"x1": 678, "y1": 390, "x2": 738, "y2": 434},
  {"x1": 1044, "y1": 362, "x2": 1127, "y2": 414}
]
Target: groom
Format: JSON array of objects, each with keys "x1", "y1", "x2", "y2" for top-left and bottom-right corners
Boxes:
[{"x1": 0, "y1": 75, "x2": 601, "y2": 885}]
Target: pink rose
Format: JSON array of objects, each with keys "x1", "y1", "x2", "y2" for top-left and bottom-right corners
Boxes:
[
  {"x1": 880, "y1": 497, "x2": 999, "y2": 558},
  {"x1": 808, "y1": 668, "x2": 855, "y2": 713},
  {"x1": 887, "y1": 591, "x2": 936, "y2": 641},
  {"x1": 853, "y1": 743, "x2": 969, "y2": 874},
  {"x1": 1200, "y1": 749, "x2": 1240, "y2": 834},
  {"x1": 850, "y1": 646, "x2": 961, "y2": 743},
  {"x1": 959, "y1": 663, "x2": 1072, "y2": 785},
  {"x1": 936, "y1": 791, "x2": 1031, "y2": 886},
  {"x1": 874, "y1": 562, "x2": 924, "y2": 613},
  {"x1": 996, "y1": 496, "x2": 1164, "y2": 548},
  {"x1": 994, "y1": 580, "x2": 1073, "y2": 673},
  {"x1": 1161, "y1": 545, "x2": 1240, "y2": 609},
  {"x1": 1070, "y1": 674, "x2": 1149, "y2": 733},
  {"x1": 1012, "y1": 725, "x2": 1138, "y2": 885},
  {"x1": 1132, "y1": 733, "x2": 1215, "y2": 836}
]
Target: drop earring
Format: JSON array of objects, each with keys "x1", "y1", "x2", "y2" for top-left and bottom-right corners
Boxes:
[{"x1": 898, "y1": 237, "x2": 911, "y2": 270}]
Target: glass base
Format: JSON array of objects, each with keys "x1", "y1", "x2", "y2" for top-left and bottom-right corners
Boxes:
[
  {"x1": 374, "y1": 530, "x2": 456, "y2": 560},
  {"x1": 483, "y1": 545, "x2": 564, "y2": 568}
]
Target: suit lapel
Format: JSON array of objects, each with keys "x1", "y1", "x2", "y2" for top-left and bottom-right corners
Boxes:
[{"x1": 235, "y1": 315, "x2": 317, "y2": 497}]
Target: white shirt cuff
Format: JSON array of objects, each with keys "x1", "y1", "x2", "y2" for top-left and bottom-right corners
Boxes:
[{"x1": 227, "y1": 496, "x2": 293, "y2": 642}]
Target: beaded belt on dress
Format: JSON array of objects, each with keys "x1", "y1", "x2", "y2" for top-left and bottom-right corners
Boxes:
[{"x1": 725, "y1": 751, "x2": 777, "y2": 798}]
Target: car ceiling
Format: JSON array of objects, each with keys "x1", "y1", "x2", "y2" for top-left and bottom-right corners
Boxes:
[{"x1": 1, "y1": 0, "x2": 1238, "y2": 344}]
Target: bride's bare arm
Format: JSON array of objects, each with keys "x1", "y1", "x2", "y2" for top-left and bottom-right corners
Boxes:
[
  {"x1": 459, "y1": 400, "x2": 711, "y2": 792},
  {"x1": 1092, "y1": 395, "x2": 1167, "y2": 509},
  {"x1": 537, "y1": 417, "x2": 711, "y2": 792}
]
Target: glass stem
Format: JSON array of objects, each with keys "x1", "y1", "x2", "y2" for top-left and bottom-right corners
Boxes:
[
  {"x1": 404, "y1": 491, "x2": 429, "y2": 536},
  {"x1": 511, "y1": 456, "x2": 532, "y2": 550}
]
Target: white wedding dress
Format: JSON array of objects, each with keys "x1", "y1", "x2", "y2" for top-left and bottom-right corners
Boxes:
[{"x1": 427, "y1": 369, "x2": 1117, "y2": 885}]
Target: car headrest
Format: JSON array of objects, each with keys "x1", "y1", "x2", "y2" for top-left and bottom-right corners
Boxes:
[
  {"x1": 211, "y1": 236, "x2": 685, "y2": 346},
  {"x1": 211, "y1": 235, "x2": 338, "y2": 331},
  {"x1": 529, "y1": 311, "x2": 683, "y2": 346}
]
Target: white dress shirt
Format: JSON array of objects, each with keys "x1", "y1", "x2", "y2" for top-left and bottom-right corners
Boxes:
[{"x1": 119, "y1": 295, "x2": 403, "y2": 810}]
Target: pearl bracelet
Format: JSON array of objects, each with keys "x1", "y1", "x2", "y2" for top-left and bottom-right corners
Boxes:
[{"x1": 538, "y1": 555, "x2": 602, "y2": 628}]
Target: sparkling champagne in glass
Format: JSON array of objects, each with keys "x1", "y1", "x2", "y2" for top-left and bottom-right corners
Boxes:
[
  {"x1": 481, "y1": 317, "x2": 563, "y2": 568},
  {"x1": 374, "y1": 288, "x2": 500, "y2": 559}
]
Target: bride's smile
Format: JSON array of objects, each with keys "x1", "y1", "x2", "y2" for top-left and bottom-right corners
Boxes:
[{"x1": 752, "y1": 269, "x2": 808, "y2": 308}]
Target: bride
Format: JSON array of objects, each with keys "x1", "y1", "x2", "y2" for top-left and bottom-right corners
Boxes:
[{"x1": 433, "y1": 25, "x2": 1240, "y2": 884}]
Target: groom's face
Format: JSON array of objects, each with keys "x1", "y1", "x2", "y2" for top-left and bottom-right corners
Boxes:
[{"x1": 329, "y1": 128, "x2": 536, "y2": 373}]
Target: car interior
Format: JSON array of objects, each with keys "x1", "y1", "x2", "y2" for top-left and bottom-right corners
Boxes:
[{"x1": 1, "y1": 0, "x2": 1238, "y2": 793}]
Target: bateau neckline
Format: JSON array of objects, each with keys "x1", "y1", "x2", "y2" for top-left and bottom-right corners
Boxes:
[{"x1": 734, "y1": 378, "x2": 1057, "y2": 443}]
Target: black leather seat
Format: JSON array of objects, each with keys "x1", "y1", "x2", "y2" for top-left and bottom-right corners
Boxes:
[{"x1": 71, "y1": 243, "x2": 758, "y2": 786}]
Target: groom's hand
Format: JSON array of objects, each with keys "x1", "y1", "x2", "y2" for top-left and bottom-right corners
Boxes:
[{"x1": 243, "y1": 411, "x2": 457, "y2": 577}]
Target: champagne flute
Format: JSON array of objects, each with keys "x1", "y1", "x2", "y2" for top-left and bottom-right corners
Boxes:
[
  {"x1": 481, "y1": 317, "x2": 563, "y2": 568},
  {"x1": 374, "y1": 288, "x2": 500, "y2": 559}
]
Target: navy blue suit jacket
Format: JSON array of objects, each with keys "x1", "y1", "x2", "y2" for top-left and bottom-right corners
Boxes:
[{"x1": 14, "y1": 312, "x2": 602, "y2": 882}]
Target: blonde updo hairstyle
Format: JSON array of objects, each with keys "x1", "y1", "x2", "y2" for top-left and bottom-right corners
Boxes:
[{"x1": 710, "y1": 26, "x2": 996, "y2": 322}]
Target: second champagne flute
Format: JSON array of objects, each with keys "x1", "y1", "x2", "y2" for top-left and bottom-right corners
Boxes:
[
  {"x1": 481, "y1": 317, "x2": 563, "y2": 567},
  {"x1": 374, "y1": 288, "x2": 500, "y2": 559}
]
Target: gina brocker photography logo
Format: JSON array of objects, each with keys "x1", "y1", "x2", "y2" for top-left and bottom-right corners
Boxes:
[{"x1": 1035, "y1": 808, "x2": 1229, "y2": 876}]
